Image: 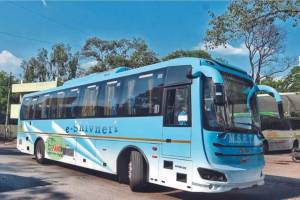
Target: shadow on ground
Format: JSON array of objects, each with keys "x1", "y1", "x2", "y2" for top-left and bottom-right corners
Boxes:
[
  {"x1": 159, "y1": 175, "x2": 300, "y2": 200},
  {"x1": 0, "y1": 173, "x2": 49, "y2": 193}
]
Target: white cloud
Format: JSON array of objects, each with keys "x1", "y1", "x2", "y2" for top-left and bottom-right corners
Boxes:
[
  {"x1": 81, "y1": 60, "x2": 98, "y2": 69},
  {"x1": 196, "y1": 43, "x2": 248, "y2": 56},
  {"x1": 0, "y1": 50, "x2": 22, "y2": 75}
]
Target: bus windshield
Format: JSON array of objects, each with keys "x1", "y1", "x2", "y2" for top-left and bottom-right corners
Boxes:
[{"x1": 203, "y1": 73, "x2": 260, "y2": 133}]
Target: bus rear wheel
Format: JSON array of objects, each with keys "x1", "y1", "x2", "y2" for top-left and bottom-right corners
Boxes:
[
  {"x1": 129, "y1": 151, "x2": 147, "y2": 191},
  {"x1": 35, "y1": 139, "x2": 46, "y2": 164},
  {"x1": 293, "y1": 140, "x2": 299, "y2": 150}
]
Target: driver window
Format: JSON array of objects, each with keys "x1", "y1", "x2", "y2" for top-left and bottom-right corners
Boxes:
[{"x1": 164, "y1": 86, "x2": 191, "y2": 127}]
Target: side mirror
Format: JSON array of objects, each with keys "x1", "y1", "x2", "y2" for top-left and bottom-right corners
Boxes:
[
  {"x1": 278, "y1": 102, "x2": 284, "y2": 119},
  {"x1": 214, "y1": 84, "x2": 226, "y2": 106},
  {"x1": 248, "y1": 85, "x2": 285, "y2": 119}
]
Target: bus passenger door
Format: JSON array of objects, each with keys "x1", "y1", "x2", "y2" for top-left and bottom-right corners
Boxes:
[{"x1": 162, "y1": 85, "x2": 192, "y2": 158}]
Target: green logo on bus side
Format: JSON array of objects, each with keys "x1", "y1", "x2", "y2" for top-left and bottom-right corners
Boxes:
[{"x1": 46, "y1": 135, "x2": 65, "y2": 160}]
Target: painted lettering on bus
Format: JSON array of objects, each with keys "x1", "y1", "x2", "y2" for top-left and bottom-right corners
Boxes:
[{"x1": 65, "y1": 124, "x2": 118, "y2": 135}]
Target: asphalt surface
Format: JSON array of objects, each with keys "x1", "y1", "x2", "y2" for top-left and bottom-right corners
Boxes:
[{"x1": 1, "y1": 142, "x2": 300, "y2": 200}]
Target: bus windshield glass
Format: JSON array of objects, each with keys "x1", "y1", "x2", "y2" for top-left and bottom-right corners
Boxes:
[{"x1": 203, "y1": 73, "x2": 260, "y2": 133}]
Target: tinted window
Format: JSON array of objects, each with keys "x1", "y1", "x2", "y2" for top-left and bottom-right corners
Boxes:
[
  {"x1": 165, "y1": 65, "x2": 191, "y2": 86},
  {"x1": 56, "y1": 91, "x2": 65, "y2": 118},
  {"x1": 20, "y1": 98, "x2": 31, "y2": 120},
  {"x1": 65, "y1": 88, "x2": 81, "y2": 118},
  {"x1": 103, "y1": 80, "x2": 122, "y2": 116},
  {"x1": 290, "y1": 119, "x2": 300, "y2": 130},
  {"x1": 29, "y1": 98, "x2": 38, "y2": 120},
  {"x1": 118, "y1": 78, "x2": 135, "y2": 116},
  {"x1": 164, "y1": 86, "x2": 191, "y2": 126},
  {"x1": 41, "y1": 94, "x2": 51, "y2": 119},
  {"x1": 118, "y1": 70, "x2": 164, "y2": 116},
  {"x1": 134, "y1": 72, "x2": 164, "y2": 116},
  {"x1": 81, "y1": 85, "x2": 99, "y2": 117},
  {"x1": 261, "y1": 116, "x2": 290, "y2": 131},
  {"x1": 35, "y1": 96, "x2": 43, "y2": 119},
  {"x1": 49, "y1": 93, "x2": 58, "y2": 119}
]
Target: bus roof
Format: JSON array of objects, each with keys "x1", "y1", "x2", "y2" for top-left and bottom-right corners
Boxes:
[{"x1": 23, "y1": 57, "x2": 250, "y2": 98}]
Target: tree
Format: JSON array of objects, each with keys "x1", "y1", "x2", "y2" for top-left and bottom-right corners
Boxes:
[
  {"x1": 81, "y1": 37, "x2": 159, "y2": 73},
  {"x1": 67, "y1": 52, "x2": 80, "y2": 80},
  {"x1": 20, "y1": 60, "x2": 34, "y2": 82},
  {"x1": 36, "y1": 48, "x2": 49, "y2": 82},
  {"x1": 162, "y1": 49, "x2": 211, "y2": 61},
  {"x1": 205, "y1": 0, "x2": 300, "y2": 83},
  {"x1": 51, "y1": 43, "x2": 70, "y2": 80},
  {"x1": 281, "y1": 65, "x2": 300, "y2": 92},
  {"x1": 260, "y1": 64, "x2": 300, "y2": 92},
  {"x1": 21, "y1": 44, "x2": 80, "y2": 82},
  {"x1": 0, "y1": 71, "x2": 18, "y2": 121}
]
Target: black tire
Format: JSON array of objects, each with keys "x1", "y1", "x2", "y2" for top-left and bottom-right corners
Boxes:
[
  {"x1": 293, "y1": 140, "x2": 299, "y2": 149},
  {"x1": 35, "y1": 139, "x2": 46, "y2": 164},
  {"x1": 129, "y1": 151, "x2": 147, "y2": 191},
  {"x1": 263, "y1": 141, "x2": 269, "y2": 154}
]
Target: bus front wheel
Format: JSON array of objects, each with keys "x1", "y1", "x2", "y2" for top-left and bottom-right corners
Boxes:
[
  {"x1": 35, "y1": 139, "x2": 46, "y2": 164},
  {"x1": 129, "y1": 151, "x2": 147, "y2": 191}
]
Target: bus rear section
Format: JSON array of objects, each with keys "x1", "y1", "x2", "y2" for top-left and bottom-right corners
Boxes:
[{"x1": 16, "y1": 58, "x2": 284, "y2": 193}]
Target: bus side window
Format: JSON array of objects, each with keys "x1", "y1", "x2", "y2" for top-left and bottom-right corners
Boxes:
[
  {"x1": 290, "y1": 119, "x2": 300, "y2": 130},
  {"x1": 164, "y1": 86, "x2": 191, "y2": 126},
  {"x1": 57, "y1": 91, "x2": 65, "y2": 118},
  {"x1": 41, "y1": 94, "x2": 50, "y2": 119},
  {"x1": 65, "y1": 88, "x2": 80, "y2": 118},
  {"x1": 20, "y1": 98, "x2": 31, "y2": 120},
  {"x1": 118, "y1": 78, "x2": 135, "y2": 116},
  {"x1": 29, "y1": 98, "x2": 38, "y2": 120},
  {"x1": 81, "y1": 85, "x2": 99, "y2": 117},
  {"x1": 104, "y1": 80, "x2": 121, "y2": 116},
  {"x1": 50, "y1": 93, "x2": 58, "y2": 119},
  {"x1": 35, "y1": 96, "x2": 43, "y2": 119},
  {"x1": 134, "y1": 72, "x2": 164, "y2": 116}
]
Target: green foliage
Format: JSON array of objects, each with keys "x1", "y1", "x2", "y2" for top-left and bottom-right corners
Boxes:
[
  {"x1": 162, "y1": 49, "x2": 211, "y2": 61},
  {"x1": 0, "y1": 71, "x2": 18, "y2": 116},
  {"x1": 21, "y1": 44, "x2": 79, "y2": 82},
  {"x1": 205, "y1": 0, "x2": 300, "y2": 83},
  {"x1": 282, "y1": 66, "x2": 300, "y2": 92},
  {"x1": 82, "y1": 37, "x2": 159, "y2": 73},
  {"x1": 261, "y1": 65, "x2": 300, "y2": 92}
]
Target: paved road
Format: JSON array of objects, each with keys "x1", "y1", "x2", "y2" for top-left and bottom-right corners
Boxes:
[{"x1": 1, "y1": 142, "x2": 300, "y2": 200}]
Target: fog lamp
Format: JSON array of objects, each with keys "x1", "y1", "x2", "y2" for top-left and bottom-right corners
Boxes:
[{"x1": 198, "y1": 168, "x2": 227, "y2": 182}]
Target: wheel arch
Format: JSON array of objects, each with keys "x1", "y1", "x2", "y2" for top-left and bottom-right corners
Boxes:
[{"x1": 116, "y1": 145, "x2": 149, "y2": 182}]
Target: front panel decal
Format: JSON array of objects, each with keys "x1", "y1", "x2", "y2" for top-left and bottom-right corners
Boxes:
[{"x1": 46, "y1": 135, "x2": 66, "y2": 160}]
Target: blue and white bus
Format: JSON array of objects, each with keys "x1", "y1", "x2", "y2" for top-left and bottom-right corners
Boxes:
[{"x1": 17, "y1": 58, "x2": 283, "y2": 193}]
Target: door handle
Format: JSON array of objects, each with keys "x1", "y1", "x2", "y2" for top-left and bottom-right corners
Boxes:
[{"x1": 166, "y1": 139, "x2": 172, "y2": 143}]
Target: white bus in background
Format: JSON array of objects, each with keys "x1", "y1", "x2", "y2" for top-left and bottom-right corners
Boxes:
[
  {"x1": 261, "y1": 114, "x2": 300, "y2": 153},
  {"x1": 258, "y1": 93, "x2": 300, "y2": 153}
]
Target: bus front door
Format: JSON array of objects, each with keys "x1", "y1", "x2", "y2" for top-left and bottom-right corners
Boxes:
[{"x1": 162, "y1": 85, "x2": 192, "y2": 158}]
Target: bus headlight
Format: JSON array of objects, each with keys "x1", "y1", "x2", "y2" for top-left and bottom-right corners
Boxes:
[{"x1": 198, "y1": 168, "x2": 227, "y2": 182}]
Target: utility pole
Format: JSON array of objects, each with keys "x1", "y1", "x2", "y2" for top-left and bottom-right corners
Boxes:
[{"x1": 4, "y1": 72, "x2": 12, "y2": 144}]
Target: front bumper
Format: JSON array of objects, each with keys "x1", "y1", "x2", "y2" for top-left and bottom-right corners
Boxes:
[{"x1": 191, "y1": 174, "x2": 264, "y2": 193}]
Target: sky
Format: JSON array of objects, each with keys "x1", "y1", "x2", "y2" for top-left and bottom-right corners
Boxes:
[{"x1": 0, "y1": 1, "x2": 299, "y2": 78}]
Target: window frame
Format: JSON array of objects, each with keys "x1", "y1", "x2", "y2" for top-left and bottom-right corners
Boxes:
[
  {"x1": 20, "y1": 66, "x2": 194, "y2": 120},
  {"x1": 163, "y1": 84, "x2": 192, "y2": 127}
]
